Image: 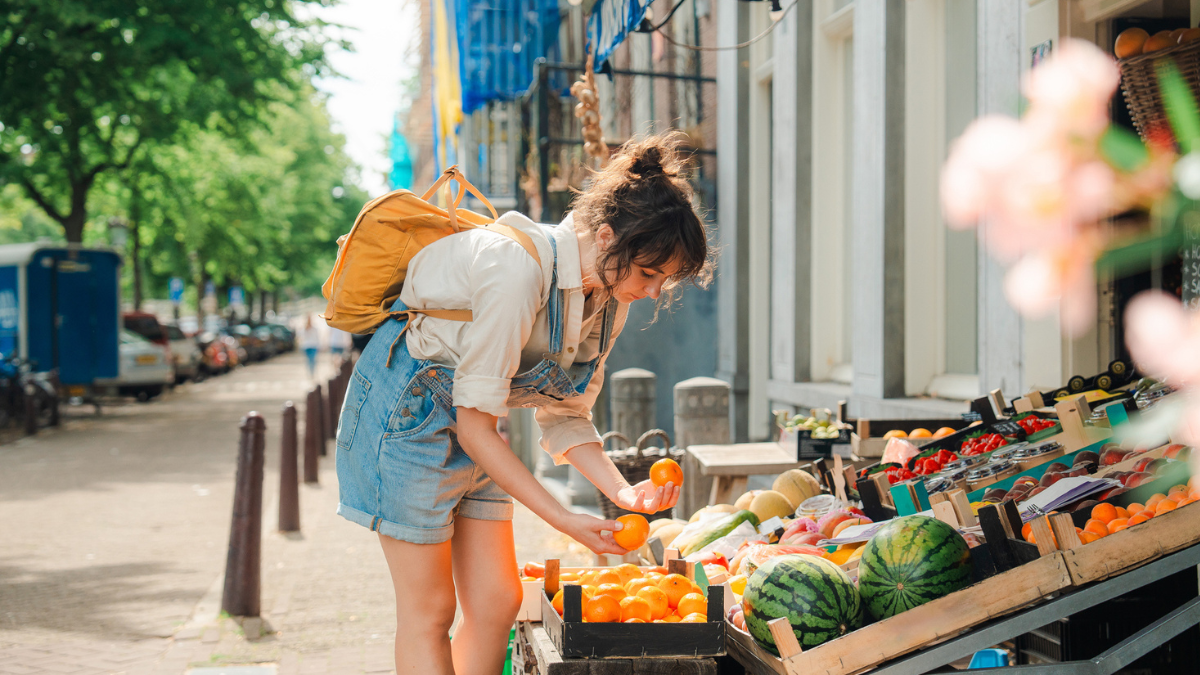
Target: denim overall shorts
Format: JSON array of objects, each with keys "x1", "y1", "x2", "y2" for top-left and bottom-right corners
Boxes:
[{"x1": 335, "y1": 236, "x2": 619, "y2": 544}]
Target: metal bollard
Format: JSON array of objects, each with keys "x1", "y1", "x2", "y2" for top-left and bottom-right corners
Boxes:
[
  {"x1": 317, "y1": 384, "x2": 330, "y2": 454},
  {"x1": 278, "y1": 401, "x2": 300, "y2": 533},
  {"x1": 23, "y1": 384, "x2": 37, "y2": 436},
  {"x1": 303, "y1": 389, "x2": 319, "y2": 484},
  {"x1": 222, "y1": 412, "x2": 266, "y2": 617}
]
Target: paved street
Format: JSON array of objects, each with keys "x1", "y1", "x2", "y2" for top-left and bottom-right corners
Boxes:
[{"x1": 0, "y1": 352, "x2": 591, "y2": 674}]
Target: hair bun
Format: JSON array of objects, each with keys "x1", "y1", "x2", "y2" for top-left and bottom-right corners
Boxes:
[{"x1": 629, "y1": 146, "x2": 666, "y2": 177}]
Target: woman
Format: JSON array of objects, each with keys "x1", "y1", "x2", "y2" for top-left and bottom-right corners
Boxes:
[
  {"x1": 335, "y1": 134, "x2": 711, "y2": 674},
  {"x1": 299, "y1": 314, "x2": 321, "y2": 379}
]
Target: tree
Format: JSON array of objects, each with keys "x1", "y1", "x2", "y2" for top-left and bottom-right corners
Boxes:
[{"x1": 0, "y1": 0, "x2": 337, "y2": 242}]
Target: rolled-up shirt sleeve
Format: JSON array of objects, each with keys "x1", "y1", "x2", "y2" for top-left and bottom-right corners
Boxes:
[
  {"x1": 536, "y1": 307, "x2": 628, "y2": 464},
  {"x1": 451, "y1": 239, "x2": 543, "y2": 417}
]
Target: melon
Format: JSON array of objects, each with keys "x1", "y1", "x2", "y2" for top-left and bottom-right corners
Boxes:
[
  {"x1": 857, "y1": 515, "x2": 972, "y2": 621},
  {"x1": 734, "y1": 490, "x2": 762, "y2": 511},
  {"x1": 689, "y1": 503, "x2": 737, "y2": 523},
  {"x1": 772, "y1": 469, "x2": 821, "y2": 509},
  {"x1": 743, "y1": 555, "x2": 863, "y2": 653},
  {"x1": 748, "y1": 490, "x2": 795, "y2": 522},
  {"x1": 650, "y1": 522, "x2": 685, "y2": 548}
]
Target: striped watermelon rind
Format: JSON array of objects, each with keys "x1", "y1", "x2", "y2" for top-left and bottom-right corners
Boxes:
[
  {"x1": 742, "y1": 554, "x2": 863, "y2": 654},
  {"x1": 857, "y1": 515, "x2": 972, "y2": 621}
]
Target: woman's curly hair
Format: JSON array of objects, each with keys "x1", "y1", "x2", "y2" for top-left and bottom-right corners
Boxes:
[{"x1": 570, "y1": 131, "x2": 714, "y2": 311}]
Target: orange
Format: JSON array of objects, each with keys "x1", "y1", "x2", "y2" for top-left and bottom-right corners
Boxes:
[
  {"x1": 578, "y1": 570, "x2": 599, "y2": 586},
  {"x1": 1127, "y1": 512, "x2": 1153, "y2": 526},
  {"x1": 1156, "y1": 499, "x2": 1178, "y2": 515},
  {"x1": 909, "y1": 428, "x2": 932, "y2": 439},
  {"x1": 625, "y1": 578, "x2": 654, "y2": 595},
  {"x1": 658, "y1": 574, "x2": 692, "y2": 609},
  {"x1": 594, "y1": 570, "x2": 621, "y2": 586},
  {"x1": 676, "y1": 592, "x2": 707, "y2": 618},
  {"x1": 1115, "y1": 506, "x2": 1131, "y2": 519},
  {"x1": 1083, "y1": 520, "x2": 1109, "y2": 538},
  {"x1": 644, "y1": 572, "x2": 664, "y2": 584},
  {"x1": 613, "y1": 514, "x2": 650, "y2": 551},
  {"x1": 560, "y1": 572, "x2": 580, "y2": 583},
  {"x1": 1126, "y1": 503, "x2": 1144, "y2": 516},
  {"x1": 1169, "y1": 484, "x2": 1189, "y2": 497},
  {"x1": 1176, "y1": 497, "x2": 1197, "y2": 507},
  {"x1": 1144, "y1": 30, "x2": 1176, "y2": 53},
  {"x1": 581, "y1": 585, "x2": 598, "y2": 600},
  {"x1": 662, "y1": 615, "x2": 681, "y2": 623},
  {"x1": 1022, "y1": 522, "x2": 1034, "y2": 542},
  {"x1": 680, "y1": 612, "x2": 708, "y2": 623},
  {"x1": 552, "y1": 589, "x2": 565, "y2": 616},
  {"x1": 1146, "y1": 494, "x2": 1167, "y2": 510},
  {"x1": 614, "y1": 563, "x2": 642, "y2": 585},
  {"x1": 1108, "y1": 518, "x2": 1130, "y2": 533},
  {"x1": 649, "y1": 458, "x2": 684, "y2": 488},
  {"x1": 1090, "y1": 503, "x2": 1118, "y2": 525},
  {"x1": 1115, "y1": 27, "x2": 1149, "y2": 58},
  {"x1": 637, "y1": 586, "x2": 670, "y2": 620},
  {"x1": 933, "y1": 427, "x2": 957, "y2": 439},
  {"x1": 1078, "y1": 531, "x2": 1102, "y2": 544},
  {"x1": 596, "y1": 583, "x2": 627, "y2": 601},
  {"x1": 882, "y1": 430, "x2": 908, "y2": 440},
  {"x1": 619, "y1": 596, "x2": 653, "y2": 622},
  {"x1": 584, "y1": 595, "x2": 622, "y2": 623},
  {"x1": 625, "y1": 618, "x2": 646, "y2": 623},
  {"x1": 824, "y1": 547, "x2": 855, "y2": 565}
]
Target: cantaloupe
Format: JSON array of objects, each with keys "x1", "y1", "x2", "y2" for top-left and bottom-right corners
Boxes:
[
  {"x1": 734, "y1": 490, "x2": 762, "y2": 511},
  {"x1": 772, "y1": 470, "x2": 821, "y2": 509},
  {"x1": 689, "y1": 503, "x2": 738, "y2": 523},
  {"x1": 650, "y1": 522, "x2": 685, "y2": 548},
  {"x1": 748, "y1": 490, "x2": 795, "y2": 522},
  {"x1": 649, "y1": 517, "x2": 686, "y2": 536}
]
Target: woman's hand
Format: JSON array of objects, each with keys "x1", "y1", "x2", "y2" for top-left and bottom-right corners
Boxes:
[
  {"x1": 614, "y1": 478, "x2": 680, "y2": 514},
  {"x1": 554, "y1": 511, "x2": 629, "y2": 556}
]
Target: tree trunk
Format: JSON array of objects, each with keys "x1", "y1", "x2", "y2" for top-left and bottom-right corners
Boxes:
[
  {"x1": 130, "y1": 186, "x2": 144, "y2": 311},
  {"x1": 62, "y1": 209, "x2": 86, "y2": 244}
]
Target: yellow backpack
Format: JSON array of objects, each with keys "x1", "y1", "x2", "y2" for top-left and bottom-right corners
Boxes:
[{"x1": 321, "y1": 167, "x2": 542, "y2": 336}]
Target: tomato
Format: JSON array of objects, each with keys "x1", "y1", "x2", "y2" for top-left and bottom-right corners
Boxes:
[{"x1": 696, "y1": 551, "x2": 729, "y2": 569}]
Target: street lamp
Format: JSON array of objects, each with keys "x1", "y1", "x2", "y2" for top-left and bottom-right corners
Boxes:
[{"x1": 107, "y1": 217, "x2": 128, "y2": 250}]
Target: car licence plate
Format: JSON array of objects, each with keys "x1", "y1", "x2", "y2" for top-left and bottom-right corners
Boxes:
[{"x1": 136, "y1": 354, "x2": 158, "y2": 365}]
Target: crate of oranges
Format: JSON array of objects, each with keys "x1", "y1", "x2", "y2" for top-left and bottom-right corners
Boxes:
[{"x1": 538, "y1": 558, "x2": 725, "y2": 658}]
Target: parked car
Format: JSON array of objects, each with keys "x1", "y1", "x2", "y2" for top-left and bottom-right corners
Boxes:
[
  {"x1": 95, "y1": 330, "x2": 174, "y2": 401},
  {"x1": 252, "y1": 326, "x2": 280, "y2": 359},
  {"x1": 195, "y1": 332, "x2": 230, "y2": 375},
  {"x1": 265, "y1": 324, "x2": 296, "y2": 353},
  {"x1": 164, "y1": 324, "x2": 202, "y2": 382},
  {"x1": 227, "y1": 324, "x2": 268, "y2": 362}
]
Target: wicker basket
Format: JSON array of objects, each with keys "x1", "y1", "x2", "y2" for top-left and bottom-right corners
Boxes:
[
  {"x1": 595, "y1": 429, "x2": 684, "y2": 522},
  {"x1": 1118, "y1": 38, "x2": 1200, "y2": 144}
]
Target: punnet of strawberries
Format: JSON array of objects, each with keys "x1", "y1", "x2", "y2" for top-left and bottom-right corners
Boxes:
[
  {"x1": 959, "y1": 432, "x2": 1008, "y2": 457},
  {"x1": 1016, "y1": 415, "x2": 1058, "y2": 434},
  {"x1": 912, "y1": 448, "x2": 960, "y2": 476}
]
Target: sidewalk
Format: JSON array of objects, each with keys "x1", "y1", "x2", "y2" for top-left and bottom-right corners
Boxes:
[{"x1": 0, "y1": 351, "x2": 591, "y2": 675}]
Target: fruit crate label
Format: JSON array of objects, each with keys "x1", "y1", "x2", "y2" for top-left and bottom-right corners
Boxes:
[{"x1": 757, "y1": 516, "x2": 784, "y2": 535}]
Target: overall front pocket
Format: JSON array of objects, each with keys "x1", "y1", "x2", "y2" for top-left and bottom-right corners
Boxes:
[
  {"x1": 386, "y1": 368, "x2": 442, "y2": 437},
  {"x1": 336, "y1": 369, "x2": 372, "y2": 451}
]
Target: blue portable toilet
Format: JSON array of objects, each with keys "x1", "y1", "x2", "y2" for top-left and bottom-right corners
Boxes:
[{"x1": 0, "y1": 243, "x2": 122, "y2": 387}]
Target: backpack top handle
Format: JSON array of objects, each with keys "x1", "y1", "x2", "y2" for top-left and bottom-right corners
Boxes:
[{"x1": 421, "y1": 166, "x2": 500, "y2": 233}]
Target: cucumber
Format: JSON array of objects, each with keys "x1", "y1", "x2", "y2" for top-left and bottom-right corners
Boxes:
[{"x1": 675, "y1": 509, "x2": 761, "y2": 556}]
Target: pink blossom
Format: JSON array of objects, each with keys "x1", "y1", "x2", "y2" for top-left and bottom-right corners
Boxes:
[
  {"x1": 1003, "y1": 235, "x2": 1102, "y2": 336},
  {"x1": 1024, "y1": 39, "x2": 1120, "y2": 143},
  {"x1": 941, "y1": 116, "x2": 1028, "y2": 228},
  {"x1": 1125, "y1": 291, "x2": 1200, "y2": 386}
]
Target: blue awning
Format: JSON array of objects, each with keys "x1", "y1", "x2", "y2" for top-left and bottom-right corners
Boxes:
[
  {"x1": 454, "y1": 0, "x2": 562, "y2": 114},
  {"x1": 586, "y1": 0, "x2": 653, "y2": 72}
]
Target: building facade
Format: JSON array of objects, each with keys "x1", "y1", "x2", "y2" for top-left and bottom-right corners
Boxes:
[{"x1": 717, "y1": 0, "x2": 1193, "y2": 442}]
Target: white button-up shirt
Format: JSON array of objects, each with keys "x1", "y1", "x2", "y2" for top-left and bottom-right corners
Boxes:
[{"x1": 400, "y1": 212, "x2": 629, "y2": 463}]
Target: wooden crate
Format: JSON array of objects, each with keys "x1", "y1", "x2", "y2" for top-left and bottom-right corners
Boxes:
[
  {"x1": 1060, "y1": 500, "x2": 1200, "y2": 586},
  {"x1": 724, "y1": 551, "x2": 1071, "y2": 675},
  {"x1": 540, "y1": 560, "x2": 725, "y2": 659}
]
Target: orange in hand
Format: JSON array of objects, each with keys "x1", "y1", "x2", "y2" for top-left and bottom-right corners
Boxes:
[
  {"x1": 649, "y1": 458, "x2": 684, "y2": 487},
  {"x1": 584, "y1": 595, "x2": 622, "y2": 623},
  {"x1": 614, "y1": 514, "x2": 650, "y2": 551}
]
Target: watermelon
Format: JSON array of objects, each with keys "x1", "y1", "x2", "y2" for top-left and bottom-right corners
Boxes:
[
  {"x1": 857, "y1": 515, "x2": 972, "y2": 621},
  {"x1": 742, "y1": 555, "x2": 862, "y2": 653}
]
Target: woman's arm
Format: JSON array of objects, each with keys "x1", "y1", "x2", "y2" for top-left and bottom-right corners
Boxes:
[
  {"x1": 564, "y1": 442, "x2": 680, "y2": 513},
  {"x1": 456, "y1": 406, "x2": 628, "y2": 555}
]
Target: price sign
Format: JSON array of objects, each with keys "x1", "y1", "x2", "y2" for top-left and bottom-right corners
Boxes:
[{"x1": 1182, "y1": 213, "x2": 1200, "y2": 309}]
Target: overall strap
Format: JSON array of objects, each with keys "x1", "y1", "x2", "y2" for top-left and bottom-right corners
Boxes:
[
  {"x1": 596, "y1": 298, "x2": 619, "y2": 357},
  {"x1": 545, "y1": 236, "x2": 564, "y2": 356}
]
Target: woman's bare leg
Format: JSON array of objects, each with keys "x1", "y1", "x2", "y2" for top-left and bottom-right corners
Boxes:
[
  {"x1": 379, "y1": 533, "x2": 456, "y2": 674},
  {"x1": 449, "y1": 516, "x2": 522, "y2": 675}
]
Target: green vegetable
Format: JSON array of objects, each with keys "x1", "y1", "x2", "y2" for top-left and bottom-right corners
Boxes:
[{"x1": 674, "y1": 509, "x2": 760, "y2": 556}]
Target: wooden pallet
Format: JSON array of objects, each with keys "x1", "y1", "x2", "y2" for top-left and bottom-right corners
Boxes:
[{"x1": 725, "y1": 551, "x2": 1071, "y2": 675}]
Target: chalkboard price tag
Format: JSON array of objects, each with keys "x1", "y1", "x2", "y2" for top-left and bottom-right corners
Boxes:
[{"x1": 991, "y1": 421, "x2": 1023, "y2": 436}]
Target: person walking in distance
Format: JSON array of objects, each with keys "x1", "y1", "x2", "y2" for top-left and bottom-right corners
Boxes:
[{"x1": 300, "y1": 314, "x2": 321, "y2": 379}]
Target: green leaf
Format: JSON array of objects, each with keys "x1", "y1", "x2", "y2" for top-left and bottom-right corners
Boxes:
[
  {"x1": 1157, "y1": 61, "x2": 1200, "y2": 153},
  {"x1": 1099, "y1": 126, "x2": 1149, "y2": 172},
  {"x1": 1095, "y1": 226, "x2": 1186, "y2": 279}
]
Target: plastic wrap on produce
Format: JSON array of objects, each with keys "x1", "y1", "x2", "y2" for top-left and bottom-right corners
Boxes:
[
  {"x1": 683, "y1": 520, "x2": 760, "y2": 562},
  {"x1": 882, "y1": 437, "x2": 921, "y2": 465}
]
